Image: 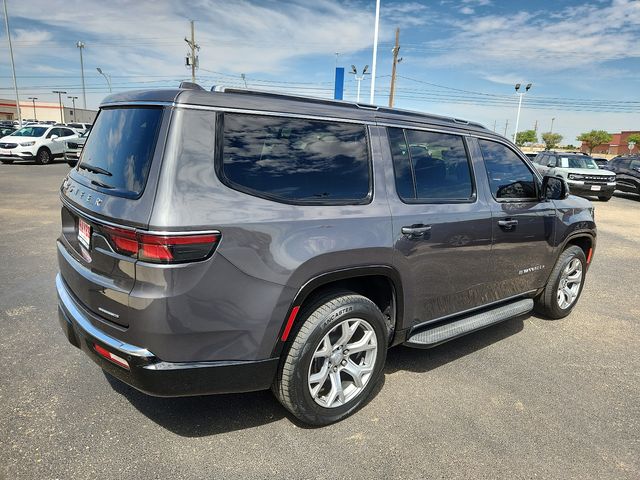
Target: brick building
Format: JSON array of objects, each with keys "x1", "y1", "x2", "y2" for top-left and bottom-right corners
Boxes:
[{"x1": 581, "y1": 130, "x2": 640, "y2": 155}]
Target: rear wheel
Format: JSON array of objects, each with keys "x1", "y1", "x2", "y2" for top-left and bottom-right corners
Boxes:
[
  {"x1": 273, "y1": 292, "x2": 387, "y2": 426},
  {"x1": 36, "y1": 148, "x2": 51, "y2": 165},
  {"x1": 598, "y1": 195, "x2": 611, "y2": 201},
  {"x1": 67, "y1": 161, "x2": 77, "y2": 168},
  {"x1": 0, "y1": 159, "x2": 13, "y2": 164},
  {"x1": 534, "y1": 245, "x2": 586, "y2": 319}
]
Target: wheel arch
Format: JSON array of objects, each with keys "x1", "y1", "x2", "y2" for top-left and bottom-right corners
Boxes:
[{"x1": 271, "y1": 265, "x2": 405, "y2": 357}]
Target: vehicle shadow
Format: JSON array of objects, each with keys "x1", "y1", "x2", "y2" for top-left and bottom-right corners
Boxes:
[
  {"x1": 613, "y1": 191, "x2": 640, "y2": 202},
  {"x1": 104, "y1": 371, "x2": 287, "y2": 436},
  {"x1": 104, "y1": 316, "x2": 525, "y2": 436},
  {"x1": 384, "y1": 316, "x2": 525, "y2": 375}
]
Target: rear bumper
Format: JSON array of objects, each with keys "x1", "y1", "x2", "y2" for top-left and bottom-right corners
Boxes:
[{"x1": 56, "y1": 273, "x2": 279, "y2": 397}]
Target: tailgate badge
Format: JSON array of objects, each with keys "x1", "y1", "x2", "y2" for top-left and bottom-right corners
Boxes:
[{"x1": 80, "y1": 245, "x2": 92, "y2": 263}]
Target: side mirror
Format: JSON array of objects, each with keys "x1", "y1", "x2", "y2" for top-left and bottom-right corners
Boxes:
[
  {"x1": 50, "y1": 135, "x2": 59, "y2": 141},
  {"x1": 541, "y1": 175, "x2": 569, "y2": 200}
]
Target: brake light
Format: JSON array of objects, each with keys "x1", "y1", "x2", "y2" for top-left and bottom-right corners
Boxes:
[{"x1": 103, "y1": 226, "x2": 220, "y2": 263}]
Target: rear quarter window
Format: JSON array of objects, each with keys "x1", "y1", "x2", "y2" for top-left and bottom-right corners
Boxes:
[
  {"x1": 76, "y1": 107, "x2": 163, "y2": 198},
  {"x1": 220, "y1": 113, "x2": 371, "y2": 204}
]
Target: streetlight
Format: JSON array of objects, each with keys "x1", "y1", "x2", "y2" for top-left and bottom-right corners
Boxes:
[
  {"x1": 28, "y1": 97, "x2": 38, "y2": 121},
  {"x1": 96, "y1": 67, "x2": 112, "y2": 93},
  {"x1": 76, "y1": 41, "x2": 87, "y2": 109},
  {"x1": 550, "y1": 117, "x2": 556, "y2": 133},
  {"x1": 68, "y1": 96, "x2": 78, "y2": 121},
  {"x1": 513, "y1": 82, "x2": 532, "y2": 142},
  {"x1": 52, "y1": 90, "x2": 67, "y2": 123},
  {"x1": 349, "y1": 65, "x2": 370, "y2": 103}
]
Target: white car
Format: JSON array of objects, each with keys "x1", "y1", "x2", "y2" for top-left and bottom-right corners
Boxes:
[
  {"x1": 66, "y1": 122, "x2": 92, "y2": 133},
  {"x1": 0, "y1": 125, "x2": 79, "y2": 165}
]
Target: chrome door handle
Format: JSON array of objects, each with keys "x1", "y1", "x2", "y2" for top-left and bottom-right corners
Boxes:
[
  {"x1": 401, "y1": 225, "x2": 432, "y2": 237},
  {"x1": 497, "y1": 219, "x2": 518, "y2": 229}
]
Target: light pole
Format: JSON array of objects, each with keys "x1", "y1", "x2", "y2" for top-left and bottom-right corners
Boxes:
[
  {"x1": 52, "y1": 91, "x2": 67, "y2": 123},
  {"x1": 67, "y1": 96, "x2": 78, "y2": 121},
  {"x1": 3, "y1": 0, "x2": 21, "y2": 125},
  {"x1": 76, "y1": 41, "x2": 86, "y2": 109},
  {"x1": 349, "y1": 65, "x2": 370, "y2": 103},
  {"x1": 28, "y1": 97, "x2": 38, "y2": 121},
  {"x1": 513, "y1": 82, "x2": 532, "y2": 142},
  {"x1": 550, "y1": 117, "x2": 556, "y2": 133},
  {"x1": 96, "y1": 67, "x2": 112, "y2": 93},
  {"x1": 369, "y1": 0, "x2": 380, "y2": 104}
]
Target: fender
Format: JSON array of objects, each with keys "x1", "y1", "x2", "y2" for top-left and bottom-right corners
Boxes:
[
  {"x1": 271, "y1": 265, "x2": 405, "y2": 357},
  {"x1": 543, "y1": 229, "x2": 596, "y2": 286}
]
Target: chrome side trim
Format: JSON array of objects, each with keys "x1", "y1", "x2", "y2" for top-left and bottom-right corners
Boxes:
[{"x1": 56, "y1": 273, "x2": 154, "y2": 358}]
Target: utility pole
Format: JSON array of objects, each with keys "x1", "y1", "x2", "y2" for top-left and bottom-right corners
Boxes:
[
  {"x1": 493, "y1": 120, "x2": 497, "y2": 132},
  {"x1": 550, "y1": 117, "x2": 556, "y2": 133},
  {"x1": 28, "y1": 97, "x2": 37, "y2": 120},
  {"x1": 76, "y1": 41, "x2": 86, "y2": 109},
  {"x1": 504, "y1": 119, "x2": 509, "y2": 137},
  {"x1": 52, "y1": 91, "x2": 67, "y2": 123},
  {"x1": 388, "y1": 27, "x2": 402, "y2": 108},
  {"x1": 534, "y1": 120, "x2": 538, "y2": 132},
  {"x1": 3, "y1": 0, "x2": 21, "y2": 125},
  {"x1": 184, "y1": 20, "x2": 200, "y2": 83},
  {"x1": 369, "y1": 0, "x2": 380, "y2": 104},
  {"x1": 68, "y1": 96, "x2": 78, "y2": 121}
]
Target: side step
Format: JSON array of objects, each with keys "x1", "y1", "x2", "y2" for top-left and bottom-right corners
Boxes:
[{"x1": 404, "y1": 298, "x2": 534, "y2": 349}]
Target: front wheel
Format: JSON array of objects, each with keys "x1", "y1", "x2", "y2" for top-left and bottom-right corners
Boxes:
[
  {"x1": 534, "y1": 245, "x2": 587, "y2": 319},
  {"x1": 36, "y1": 148, "x2": 51, "y2": 165},
  {"x1": 273, "y1": 292, "x2": 387, "y2": 426},
  {"x1": 598, "y1": 195, "x2": 611, "y2": 202}
]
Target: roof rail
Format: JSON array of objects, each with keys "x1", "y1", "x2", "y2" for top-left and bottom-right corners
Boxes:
[{"x1": 179, "y1": 81, "x2": 205, "y2": 90}]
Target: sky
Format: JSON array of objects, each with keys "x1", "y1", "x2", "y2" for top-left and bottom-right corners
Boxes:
[{"x1": 1, "y1": 0, "x2": 639, "y2": 144}]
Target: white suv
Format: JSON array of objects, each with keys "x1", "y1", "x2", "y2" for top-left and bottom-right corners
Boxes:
[{"x1": 0, "y1": 125, "x2": 79, "y2": 165}]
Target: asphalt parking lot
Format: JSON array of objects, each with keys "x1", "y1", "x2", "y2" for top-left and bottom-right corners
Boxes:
[{"x1": 1, "y1": 162, "x2": 638, "y2": 479}]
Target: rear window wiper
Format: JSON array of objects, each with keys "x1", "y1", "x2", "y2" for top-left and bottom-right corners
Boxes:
[
  {"x1": 78, "y1": 163, "x2": 112, "y2": 176},
  {"x1": 91, "y1": 179, "x2": 115, "y2": 189}
]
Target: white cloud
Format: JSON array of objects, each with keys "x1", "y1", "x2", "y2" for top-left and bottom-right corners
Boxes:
[{"x1": 460, "y1": 6, "x2": 474, "y2": 15}]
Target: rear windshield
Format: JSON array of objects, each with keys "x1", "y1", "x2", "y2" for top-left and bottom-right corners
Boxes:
[{"x1": 77, "y1": 107, "x2": 163, "y2": 197}]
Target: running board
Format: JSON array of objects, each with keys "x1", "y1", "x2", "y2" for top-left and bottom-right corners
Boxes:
[{"x1": 404, "y1": 298, "x2": 534, "y2": 349}]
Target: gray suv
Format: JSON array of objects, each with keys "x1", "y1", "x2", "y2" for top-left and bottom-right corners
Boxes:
[{"x1": 57, "y1": 85, "x2": 597, "y2": 425}]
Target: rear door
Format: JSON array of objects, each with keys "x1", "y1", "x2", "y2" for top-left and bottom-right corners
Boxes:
[
  {"x1": 58, "y1": 106, "x2": 168, "y2": 327},
  {"x1": 475, "y1": 138, "x2": 557, "y2": 299},
  {"x1": 384, "y1": 126, "x2": 493, "y2": 325}
]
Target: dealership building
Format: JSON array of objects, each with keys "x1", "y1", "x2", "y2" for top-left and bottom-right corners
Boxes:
[
  {"x1": 581, "y1": 130, "x2": 640, "y2": 155},
  {"x1": 0, "y1": 98, "x2": 97, "y2": 124}
]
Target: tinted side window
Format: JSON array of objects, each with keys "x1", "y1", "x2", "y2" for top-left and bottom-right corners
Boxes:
[
  {"x1": 479, "y1": 139, "x2": 537, "y2": 200},
  {"x1": 630, "y1": 159, "x2": 640, "y2": 170},
  {"x1": 221, "y1": 114, "x2": 370, "y2": 204},
  {"x1": 61, "y1": 128, "x2": 75, "y2": 137},
  {"x1": 538, "y1": 155, "x2": 548, "y2": 166},
  {"x1": 389, "y1": 128, "x2": 473, "y2": 201}
]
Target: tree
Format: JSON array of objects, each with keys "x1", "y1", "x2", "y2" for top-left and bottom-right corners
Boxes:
[
  {"x1": 576, "y1": 130, "x2": 612, "y2": 154},
  {"x1": 627, "y1": 133, "x2": 640, "y2": 153},
  {"x1": 515, "y1": 129, "x2": 537, "y2": 146},
  {"x1": 542, "y1": 132, "x2": 563, "y2": 150}
]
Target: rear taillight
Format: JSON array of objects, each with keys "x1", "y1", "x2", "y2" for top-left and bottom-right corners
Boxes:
[{"x1": 103, "y1": 226, "x2": 220, "y2": 264}]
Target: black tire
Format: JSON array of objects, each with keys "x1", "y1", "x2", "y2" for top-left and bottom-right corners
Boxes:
[
  {"x1": 0, "y1": 159, "x2": 13, "y2": 164},
  {"x1": 598, "y1": 195, "x2": 611, "y2": 202},
  {"x1": 273, "y1": 291, "x2": 388, "y2": 426},
  {"x1": 67, "y1": 161, "x2": 77, "y2": 168},
  {"x1": 36, "y1": 148, "x2": 51, "y2": 165},
  {"x1": 534, "y1": 245, "x2": 587, "y2": 319}
]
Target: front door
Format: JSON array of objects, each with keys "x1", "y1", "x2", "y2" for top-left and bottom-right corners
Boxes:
[
  {"x1": 475, "y1": 138, "x2": 557, "y2": 299},
  {"x1": 383, "y1": 126, "x2": 493, "y2": 326}
]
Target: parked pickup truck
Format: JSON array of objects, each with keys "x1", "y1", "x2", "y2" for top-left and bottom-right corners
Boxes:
[{"x1": 56, "y1": 84, "x2": 596, "y2": 425}]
